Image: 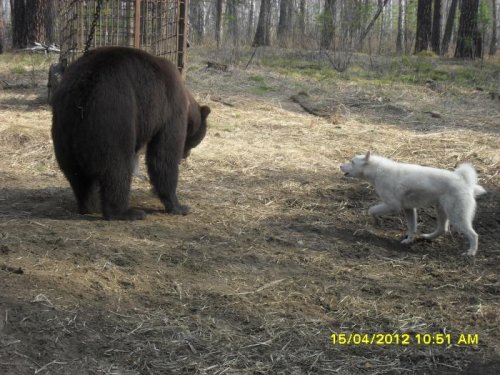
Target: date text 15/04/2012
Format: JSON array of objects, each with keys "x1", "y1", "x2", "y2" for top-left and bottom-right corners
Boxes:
[{"x1": 330, "y1": 333, "x2": 479, "y2": 346}]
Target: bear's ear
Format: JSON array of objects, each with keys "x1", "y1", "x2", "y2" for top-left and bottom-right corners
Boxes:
[
  {"x1": 61, "y1": 58, "x2": 68, "y2": 71},
  {"x1": 201, "y1": 105, "x2": 211, "y2": 119}
]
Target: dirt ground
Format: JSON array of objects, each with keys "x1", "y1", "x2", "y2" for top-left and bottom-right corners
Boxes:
[{"x1": 0, "y1": 49, "x2": 499, "y2": 374}]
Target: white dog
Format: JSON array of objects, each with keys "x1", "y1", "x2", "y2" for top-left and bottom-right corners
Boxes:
[{"x1": 340, "y1": 151, "x2": 486, "y2": 256}]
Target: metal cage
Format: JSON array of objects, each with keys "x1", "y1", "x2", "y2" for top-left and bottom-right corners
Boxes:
[{"x1": 58, "y1": 0, "x2": 188, "y2": 72}]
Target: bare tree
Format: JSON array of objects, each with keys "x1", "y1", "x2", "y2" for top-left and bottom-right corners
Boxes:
[
  {"x1": 287, "y1": 0, "x2": 294, "y2": 44},
  {"x1": 415, "y1": 0, "x2": 432, "y2": 53},
  {"x1": 247, "y1": 0, "x2": 255, "y2": 43},
  {"x1": 396, "y1": 0, "x2": 404, "y2": 54},
  {"x1": 490, "y1": 0, "x2": 497, "y2": 55},
  {"x1": 431, "y1": 0, "x2": 441, "y2": 54},
  {"x1": 253, "y1": 0, "x2": 271, "y2": 46},
  {"x1": 226, "y1": 0, "x2": 239, "y2": 62},
  {"x1": 10, "y1": 0, "x2": 53, "y2": 48},
  {"x1": 190, "y1": 0, "x2": 205, "y2": 44},
  {"x1": 378, "y1": 0, "x2": 387, "y2": 54},
  {"x1": 26, "y1": 0, "x2": 48, "y2": 45},
  {"x1": 276, "y1": 0, "x2": 295, "y2": 48},
  {"x1": 215, "y1": 0, "x2": 224, "y2": 48},
  {"x1": 441, "y1": 0, "x2": 458, "y2": 55},
  {"x1": 11, "y1": 0, "x2": 26, "y2": 48},
  {"x1": 277, "y1": 0, "x2": 289, "y2": 47},
  {"x1": 295, "y1": 0, "x2": 306, "y2": 47},
  {"x1": 320, "y1": 0, "x2": 336, "y2": 50},
  {"x1": 404, "y1": 0, "x2": 413, "y2": 53},
  {"x1": 358, "y1": 0, "x2": 390, "y2": 48},
  {"x1": 455, "y1": 0, "x2": 482, "y2": 59},
  {"x1": 0, "y1": 1, "x2": 4, "y2": 53}
]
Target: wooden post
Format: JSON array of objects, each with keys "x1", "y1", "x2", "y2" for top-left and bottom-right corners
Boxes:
[
  {"x1": 177, "y1": 0, "x2": 189, "y2": 76},
  {"x1": 134, "y1": 0, "x2": 141, "y2": 48}
]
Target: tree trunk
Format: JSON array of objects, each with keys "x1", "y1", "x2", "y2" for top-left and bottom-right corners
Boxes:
[
  {"x1": 431, "y1": 0, "x2": 441, "y2": 54},
  {"x1": 227, "y1": 0, "x2": 238, "y2": 43},
  {"x1": 415, "y1": 0, "x2": 432, "y2": 53},
  {"x1": 287, "y1": 0, "x2": 294, "y2": 43},
  {"x1": 215, "y1": 0, "x2": 223, "y2": 48},
  {"x1": 227, "y1": 0, "x2": 239, "y2": 62},
  {"x1": 378, "y1": 1, "x2": 386, "y2": 54},
  {"x1": 404, "y1": 0, "x2": 410, "y2": 53},
  {"x1": 253, "y1": 0, "x2": 271, "y2": 47},
  {"x1": 295, "y1": 0, "x2": 306, "y2": 47},
  {"x1": 11, "y1": 0, "x2": 27, "y2": 48},
  {"x1": 189, "y1": 0, "x2": 205, "y2": 44},
  {"x1": 277, "y1": 0, "x2": 289, "y2": 47},
  {"x1": 44, "y1": 0, "x2": 56, "y2": 44},
  {"x1": 454, "y1": 0, "x2": 482, "y2": 59},
  {"x1": 0, "y1": 1, "x2": 4, "y2": 53},
  {"x1": 358, "y1": 0, "x2": 390, "y2": 48},
  {"x1": 320, "y1": 0, "x2": 336, "y2": 50},
  {"x1": 26, "y1": 0, "x2": 48, "y2": 45},
  {"x1": 247, "y1": 0, "x2": 254, "y2": 43},
  {"x1": 396, "y1": 0, "x2": 404, "y2": 54},
  {"x1": 11, "y1": 0, "x2": 51, "y2": 48},
  {"x1": 441, "y1": 0, "x2": 457, "y2": 55},
  {"x1": 490, "y1": 0, "x2": 497, "y2": 55}
]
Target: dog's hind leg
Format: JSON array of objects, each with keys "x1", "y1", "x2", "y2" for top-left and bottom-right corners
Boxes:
[
  {"x1": 453, "y1": 220, "x2": 479, "y2": 256},
  {"x1": 444, "y1": 196, "x2": 478, "y2": 256},
  {"x1": 422, "y1": 205, "x2": 449, "y2": 240},
  {"x1": 463, "y1": 229, "x2": 479, "y2": 256},
  {"x1": 453, "y1": 221, "x2": 479, "y2": 256},
  {"x1": 402, "y1": 208, "x2": 417, "y2": 244}
]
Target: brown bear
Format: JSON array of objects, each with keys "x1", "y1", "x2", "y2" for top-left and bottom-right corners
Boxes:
[{"x1": 51, "y1": 47, "x2": 210, "y2": 220}]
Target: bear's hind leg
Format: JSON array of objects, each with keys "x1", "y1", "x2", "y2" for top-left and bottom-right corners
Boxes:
[{"x1": 100, "y1": 166, "x2": 145, "y2": 221}]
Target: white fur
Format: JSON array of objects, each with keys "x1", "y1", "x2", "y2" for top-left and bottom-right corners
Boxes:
[{"x1": 340, "y1": 152, "x2": 486, "y2": 256}]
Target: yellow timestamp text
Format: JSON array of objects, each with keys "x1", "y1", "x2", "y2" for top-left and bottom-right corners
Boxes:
[{"x1": 330, "y1": 333, "x2": 479, "y2": 346}]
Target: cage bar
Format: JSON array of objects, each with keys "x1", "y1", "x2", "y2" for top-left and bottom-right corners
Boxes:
[{"x1": 58, "y1": 0, "x2": 188, "y2": 72}]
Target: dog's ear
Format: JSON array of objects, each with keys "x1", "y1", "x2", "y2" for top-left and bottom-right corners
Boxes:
[{"x1": 365, "y1": 150, "x2": 371, "y2": 162}]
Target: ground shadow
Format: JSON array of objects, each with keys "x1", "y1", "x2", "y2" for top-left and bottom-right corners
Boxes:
[{"x1": 0, "y1": 187, "x2": 162, "y2": 221}]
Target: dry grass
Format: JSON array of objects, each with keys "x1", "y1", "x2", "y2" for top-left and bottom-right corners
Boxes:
[{"x1": 0, "y1": 50, "x2": 499, "y2": 374}]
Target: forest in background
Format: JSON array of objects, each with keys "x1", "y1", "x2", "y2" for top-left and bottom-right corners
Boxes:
[
  {"x1": 0, "y1": 0, "x2": 498, "y2": 62},
  {"x1": 189, "y1": 0, "x2": 498, "y2": 60}
]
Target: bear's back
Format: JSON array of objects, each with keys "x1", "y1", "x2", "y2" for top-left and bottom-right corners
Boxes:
[{"x1": 53, "y1": 47, "x2": 182, "y2": 108}]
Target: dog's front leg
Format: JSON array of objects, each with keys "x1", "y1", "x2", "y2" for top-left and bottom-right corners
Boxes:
[
  {"x1": 368, "y1": 203, "x2": 394, "y2": 226},
  {"x1": 402, "y1": 208, "x2": 417, "y2": 244}
]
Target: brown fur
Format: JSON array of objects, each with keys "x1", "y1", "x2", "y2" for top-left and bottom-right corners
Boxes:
[{"x1": 51, "y1": 47, "x2": 210, "y2": 220}]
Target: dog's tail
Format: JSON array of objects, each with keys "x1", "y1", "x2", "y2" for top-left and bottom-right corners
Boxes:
[{"x1": 454, "y1": 163, "x2": 487, "y2": 197}]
